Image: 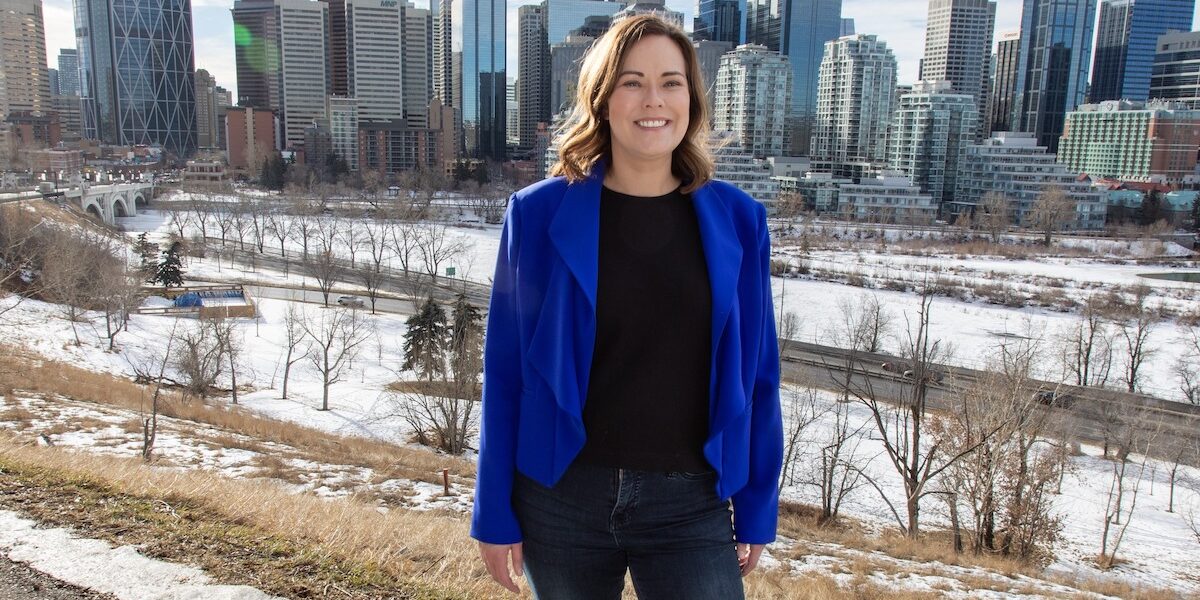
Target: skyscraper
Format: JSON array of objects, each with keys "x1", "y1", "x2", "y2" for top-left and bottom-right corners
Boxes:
[
  {"x1": 886, "y1": 80, "x2": 979, "y2": 207},
  {"x1": 440, "y1": 0, "x2": 506, "y2": 160},
  {"x1": 694, "y1": 0, "x2": 741, "y2": 44},
  {"x1": 1089, "y1": 0, "x2": 1194, "y2": 103},
  {"x1": 920, "y1": 0, "x2": 995, "y2": 138},
  {"x1": 0, "y1": 0, "x2": 51, "y2": 118},
  {"x1": 713, "y1": 44, "x2": 792, "y2": 158},
  {"x1": 988, "y1": 30, "x2": 1020, "y2": 133},
  {"x1": 1012, "y1": 0, "x2": 1096, "y2": 152},
  {"x1": 400, "y1": 3, "x2": 433, "y2": 128},
  {"x1": 518, "y1": 3, "x2": 549, "y2": 154},
  {"x1": 231, "y1": 0, "x2": 326, "y2": 149},
  {"x1": 195, "y1": 69, "x2": 220, "y2": 149},
  {"x1": 1151, "y1": 30, "x2": 1200, "y2": 108},
  {"x1": 76, "y1": 0, "x2": 196, "y2": 156},
  {"x1": 546, "y1": 0, "x2": 622, "y2": 46},
  {"x1": 57, "y1": 49, "x2": 80, "y2": 96},
  {"x1": 746, "y1": 0, "x2": 843, "y2": 155},
  {"x1": 550, "y1": 34, "x2": 595, "y2": 115},
  {"x1": 49, "y1": 69, "x2": 60, "y2": 97},
  {"x1": 813, "y1": 34, "x2": 897, "y2": 181}
]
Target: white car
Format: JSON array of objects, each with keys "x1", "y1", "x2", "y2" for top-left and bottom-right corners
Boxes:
[{"x1": 336, "y1": 295, "x2": 365, "y2": 308}]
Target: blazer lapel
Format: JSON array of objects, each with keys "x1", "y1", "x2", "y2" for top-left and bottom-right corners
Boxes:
[
  {"x1": 547, "y1": 164, "x2": 604, "y2": 311},
  {"x1": 691, "y1": 183, "x2": 743, "y2": 354}
]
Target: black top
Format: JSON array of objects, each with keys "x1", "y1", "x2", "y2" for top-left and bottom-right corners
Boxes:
[{"x1": 575, "y1": 185, "x2": 713, "y2": 473}]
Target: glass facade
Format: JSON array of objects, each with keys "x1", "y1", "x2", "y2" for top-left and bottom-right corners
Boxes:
[
  {"x1": 451, "y1": 0, "x2": 505, "y2": 160},
  {"x1": 1151, "y1": 30, "x2": 1200, "y2": 108},
  {"x1": 76, "y1": 0, "x2": 197, "y2": 157},
  {"x1": 1089, "y1": 0, "x2": 1194, "y2": 103},
  {"x1": 1012, "y1": 0, "x2": 1095, "y2": 153},
  {"x1": 57, "y1": 49, "x2": 80, "y2": 97},
  {"x1": 694, "y1": 0, "x2": 742, "y2": 44},
  {"x1": 547, "y1": 0, "x2": 622, "y2": 46}
]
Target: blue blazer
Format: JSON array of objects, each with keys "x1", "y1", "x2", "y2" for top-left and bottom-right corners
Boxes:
[{"x1": 470, "y1": 163, "x2": 783, "y2": 545}]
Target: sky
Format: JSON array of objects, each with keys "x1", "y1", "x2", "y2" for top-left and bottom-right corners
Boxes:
[{"x1": 39, "y1": 0, "x2": 1200, "y2": 103}]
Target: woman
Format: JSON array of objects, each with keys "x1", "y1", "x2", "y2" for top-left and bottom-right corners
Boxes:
[{"x1": 471, "y1": 15, "x2": 783, "y2": 599}]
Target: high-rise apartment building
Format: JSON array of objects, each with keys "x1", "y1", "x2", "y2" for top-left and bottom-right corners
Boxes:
[
  {"x1": 56, "y1": 49, "x2": 80, "y2": 96},
  {"x1": 225, "y1": 106, "x2": 278, "y2": 170},
  {"x1": 439, "y1": 0, "x2": 506, "y2": 160},
  {"x1": 612, "y1": 0, "x2": 684, "y2": 29},
  {"x1": 518, "y1": 4, "x2": 549, "y2": 154},
  {"x1": 1057, "y1": 99, "x2": 1200, "y2": 183},
  {"x1": 694, "y1": 0, "x2": 741, "y2": 44},
  {"x1": 746, "y1": 0, "x2": 843, "y2": 156},
  {"x1": 0, "y1": 0, "x2": 51, "y2": 118},
  {"x1": 49, "y1": 69, "x2": 59, "y2": 97},
  {"x1": 195, "y1": 69, "x2": 220, "y2": 149},
  {"x1": 327, "y1": 96, "x2": 358, "y2": 171},
  {"x1": 886, "y1": 80, "x2": 979, "y2": 207},
  {"x1": 1150, "y1": 30, "x2": 1200, "y2": 108},
  {"x1": 954, "y1": 132, "x2": 1106, "y2": 229},
  {"x1": 713, "y1": 44, "x2": 792, "y2": 158},
  {"x1": 1012, "y1": 0, "x2": 1096, "y2": 152},
  {"x1": 76, "y1": 0, "x2": 197, "y2": 156},
  {"x1": 813, "y1": 34, "x2": 897, "y2": 181},
  {"x1": 1090, "y1": 0, "x2": 1194, "y2": 103},
  {"x1": 988, "y1": 31, "x2": 1020, "y2": 133},
  {"x1": 920, "y1": 0, "x2": 994, "y2": 138},
  {"x1": 231, "y1": 0, "x2": 326, "y2": 149},
  {"x1": 695, "y1": 39, "x2": 734, "y2": 112}
]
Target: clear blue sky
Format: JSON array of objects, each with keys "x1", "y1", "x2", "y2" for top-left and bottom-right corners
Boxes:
[{"x1": 40, "y1": 0, "x2": 1200, "y2": 103}]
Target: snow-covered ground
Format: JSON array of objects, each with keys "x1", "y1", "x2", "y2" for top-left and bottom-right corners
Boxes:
[{"x1": 0, "y1": 510, "x2": 280, "y2": 600}]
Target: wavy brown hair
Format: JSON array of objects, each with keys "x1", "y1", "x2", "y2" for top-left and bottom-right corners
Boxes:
[{"x1": 549, "y1": 15, "x2": 714, "y2": 193}]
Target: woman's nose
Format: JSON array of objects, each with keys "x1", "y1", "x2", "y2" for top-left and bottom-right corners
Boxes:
[{"x1": 643, "y1": 86, "x2": 664, "y2": 108}]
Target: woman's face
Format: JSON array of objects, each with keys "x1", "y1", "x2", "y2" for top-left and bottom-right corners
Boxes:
[{"x1": 605, "y1": 34, "x2": 690, "y2": 170}]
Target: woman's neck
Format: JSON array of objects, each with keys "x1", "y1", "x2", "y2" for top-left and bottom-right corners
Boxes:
[{"x1": 603, "y1": 161, "x2": 681, "y2": 197}]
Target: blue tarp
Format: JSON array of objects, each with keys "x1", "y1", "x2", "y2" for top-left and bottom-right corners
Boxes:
[{"x1": 174, "y1": 292, "x2": 203, "y2": 307}]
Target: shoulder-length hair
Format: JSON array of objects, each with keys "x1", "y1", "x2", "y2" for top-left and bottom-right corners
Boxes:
[{"x1": 549, "y1": 15, "x2": 714, "y2": 193}]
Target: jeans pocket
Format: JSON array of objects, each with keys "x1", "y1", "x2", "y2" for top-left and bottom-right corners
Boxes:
[{"x1": 665, "y1": 470, "x2": 716, "y2": 481}]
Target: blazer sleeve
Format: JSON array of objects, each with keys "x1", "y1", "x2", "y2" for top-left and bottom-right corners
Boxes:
[
  {"x1": 470, "y1": 197, "x2": 524, "y2": 545},
  {"x1": 731, "y1": 202, "x2": 784, "y2": 544}
]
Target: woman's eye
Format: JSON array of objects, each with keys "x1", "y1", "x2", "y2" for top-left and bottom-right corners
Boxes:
[
  {"x1": 665, "y1": 80, "x2": 683, "y2": 87},
  {"x1": 622, "y1": 80, "x2": 640, "y2": 88}
]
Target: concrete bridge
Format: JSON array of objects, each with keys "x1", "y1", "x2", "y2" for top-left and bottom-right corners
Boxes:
[{"x1": 60, "y1": 182, "x2": 153, "y2": 224}]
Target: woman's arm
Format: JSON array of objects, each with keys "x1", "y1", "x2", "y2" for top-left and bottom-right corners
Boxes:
[
  {"x1": 470, "y1": 198, "x2": 525, "y2": 545},
  {"x1": 731, "y1": 202, "x2": 784, "y2": 545}
]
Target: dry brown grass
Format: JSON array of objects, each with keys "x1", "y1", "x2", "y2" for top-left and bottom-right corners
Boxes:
[
  {"x1": 388, "y1": 380, "x2": 482, "y2": 400},
  {"x1": 0, "y1": 345, "x2": 474, "y2": 487},
  {"x1": 0, "y1": 404, "x2": 35, "y2": 426}
]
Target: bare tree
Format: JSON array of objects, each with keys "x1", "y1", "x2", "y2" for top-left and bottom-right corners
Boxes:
[
  {"x1": 304, "y1": 247, "x2": 342, "y2": 307},
  {"x1": 1176, "y1": 327, "x2": 1200, "y2": 405},
  {"x1": 280, "y1": 303, "x2": 306, "y2": 399},
  {"x1": 1097, "y1": 403, "x2": 1161, "y2": 569},
  {"x1": 266, "y1": 211, "x2": 293, "y2": 257},
  {"x1": 247, "y1": 200, "x2": 270, "y2": 254},
  {"x1": 189, "y1": 195, "x2": 212, "y2": 243},
  {"x1": 98, "y1": 263, "x2": 142, "y2": 350},
  {"x1": 1109, "y1": 285, "x2": 1157, "y2": 393},
  {"x1": 416, "y1": 223, "x2": 467, "y2": 283},
  {"x1": 303, "y1": 306, "x2": 371, "y2": 411},
  {"x1": 360, "y1": 221, "x2": 390, "y2": 314},
  {"x1": 211, "y1": 317, "x2": 243, "y2": 404},
  {"x1": 339, "y1": 220, "x2": 364, "y2": 268},
  {"x1": 291, "y1": 212, "x2": 318, "y2": 260},
  {"x1": 979, "y1": 191, "x2": 1010, "y2": 243},
  {"x1": 213, "y1": 204, "x2": 235, "y2": 247},
  {"x1": 174, "y1": 319, "x2": 226, "y2": 399},
  {"x1": 168, "y1": 209, "x2": 191, "y2": 241},
  {"x1": 1028, "y1": 186, "x2": 1076, "y2": 246},
  {"x1": 388, "y1": 220, "x2": 420, "y2": 277},
  {"x1": 40, "y1": 230, "x2": 113, "y2": 345},
  {"x1": 1058, "y1": 297, "x2": 1116, "y2": 388},
  {"x1": 128, "y1": 322, "x2": 179, "y2": 462}
]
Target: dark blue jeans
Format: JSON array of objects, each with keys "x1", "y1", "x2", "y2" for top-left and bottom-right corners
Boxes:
[{"x1": 512, "y1": 462, "x2": 744, "y2": 600}]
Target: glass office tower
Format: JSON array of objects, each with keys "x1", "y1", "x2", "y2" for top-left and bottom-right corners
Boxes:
[
  {"x1": 76, "y1": 0, "x2": 197, "y2": 157},
  {"x1": 1089, "y1": 0, "x2": 1193, "y2": 102},
  {"x1": 450, "y1": 0, "x2": 505, "y2": 160},
  {"x1": 694, "y1": 0, "x2": 742, "y2": 43},
  {"x1": 1012, "y1": 0, "x2": 1095, "y2": 153}
]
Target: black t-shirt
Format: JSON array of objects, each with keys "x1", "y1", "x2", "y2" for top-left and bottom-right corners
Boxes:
[{"x1": 575, "y1": 185, "x2": 714, "y2": 473}]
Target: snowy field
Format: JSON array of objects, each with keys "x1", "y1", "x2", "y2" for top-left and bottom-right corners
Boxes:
[{"x1": 1, "y1": 286, "x2": 1199, "y2": 595}]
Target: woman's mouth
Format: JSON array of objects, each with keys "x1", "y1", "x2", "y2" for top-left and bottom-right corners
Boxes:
[{"x1": 635, "y1": 119, "x2": 669, "y2": 129}]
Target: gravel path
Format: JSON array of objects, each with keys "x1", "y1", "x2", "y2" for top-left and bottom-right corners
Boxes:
[{"x1": 0, "y1": 554, "x2": 116, "y2": 600}]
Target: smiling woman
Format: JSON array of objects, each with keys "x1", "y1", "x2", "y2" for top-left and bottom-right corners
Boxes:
[{"x1": 470, "y1": 14, "x2": 784, "y2": 600}]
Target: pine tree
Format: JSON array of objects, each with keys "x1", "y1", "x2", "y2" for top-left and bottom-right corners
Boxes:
[
  {"x1": 402, "y1": 297, "x2": 449, "y2": 381},
  {"x1": 449, "y1": 293, "x2": 483, "y2": 383},
  {"x1": 135, "y1": 233, "x2": 159, "y2": 283},
  {"x1": 155, "y1": 243, "x2": 185, "y2": 288},
  {"x1": 1191, "y1": 194, "x2": 1200, "y2": 233}
]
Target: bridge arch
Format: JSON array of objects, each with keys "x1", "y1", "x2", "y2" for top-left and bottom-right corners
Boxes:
[
  {"x1": 83, "y1": 201, "x2": 104, "y2": 221},
  {"x1": 110, "y1": 194, "x2": 131, "y2": 218}
]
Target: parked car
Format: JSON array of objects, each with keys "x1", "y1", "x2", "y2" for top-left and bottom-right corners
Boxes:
[
  {"x1": 336, "y1": 295, "x2": 364, "y2": 308},
  {"x1": 1033, "y1": 390, "x2": 1075, "y2": 409}
]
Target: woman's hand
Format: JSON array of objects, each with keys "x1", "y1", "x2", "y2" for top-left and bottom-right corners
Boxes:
[
  {"x1": 736, "y1": 543, "x2": 765, "y2": 576},
  {"x1": 479, "y1": 541, "x2": 524, "y2": 593}
]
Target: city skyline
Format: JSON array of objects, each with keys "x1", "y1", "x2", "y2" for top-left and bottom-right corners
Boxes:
[{"x1": 32, "y1": 0, "x2": 1030, "y2": 103}]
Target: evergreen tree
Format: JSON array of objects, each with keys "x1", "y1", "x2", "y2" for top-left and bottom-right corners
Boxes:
[
  {"x1": 402, "y1": 296, "x2": 449, "y2": 381},
  {"x1": 449, "y1": 293, "x2": 483, "y2": 382},
  {"x1": 155, "y1": 243, "x2": 185, "y2": 288},
  {"x1": 260, "y1": 153, "x2": 288, "y2": 190},
  {"x1": 1139, "y1": 190, "x2": 1163, "y2": 226},
  {"x1": 1191, "y1": 194, "x2": 1200, "y2": 233},
  {"x1": 135, "y1": 233, "x2": 159, "y2": 283}
]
